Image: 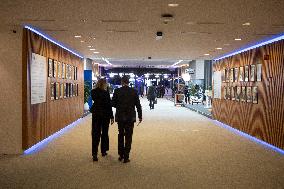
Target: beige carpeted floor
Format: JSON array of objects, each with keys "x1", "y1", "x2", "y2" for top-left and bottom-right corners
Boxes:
[{"x1": 0, "y1": 98, "x2": 283, "y2": 189}]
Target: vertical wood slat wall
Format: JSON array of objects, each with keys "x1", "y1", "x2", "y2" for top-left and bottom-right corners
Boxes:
[
  {"x1": 212, "y1": 40, "x2": 284, "y2": 150},
  {"x1": 22, "y1": 29, "x2": 84, "y2": 150}
]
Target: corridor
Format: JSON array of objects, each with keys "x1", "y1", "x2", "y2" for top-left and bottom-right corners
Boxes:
[{"x1": 0, "y1": 98, "x2": 283, "y2": 188}]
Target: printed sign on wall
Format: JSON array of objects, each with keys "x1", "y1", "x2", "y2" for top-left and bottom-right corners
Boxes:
[
  {"x1": 213, "y1": 71, "x2": 222, "y2": 99},
  {"x1": 31, "y1": 53, "x2": 47, "y2": 104}
]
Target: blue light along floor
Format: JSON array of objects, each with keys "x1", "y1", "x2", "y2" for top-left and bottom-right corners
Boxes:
[
  {"x1": 213, "y1": 120, "x2": 284, "y2": 155},
  {"x1": 23, "y1": 118, "x2": 82, "y2": 155}
]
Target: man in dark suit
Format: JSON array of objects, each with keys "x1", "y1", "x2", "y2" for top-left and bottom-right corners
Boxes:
[{"x1": 112, "y1": 76, "x2": 142, "y2": 163}]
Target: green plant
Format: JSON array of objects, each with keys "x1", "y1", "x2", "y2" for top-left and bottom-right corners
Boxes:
[
  {"x1": 189, "y1": 85, "x2": 198, "y2": 96},
  {"x1": 84, "y1": 81, "x2": 91, "y2": 104}
]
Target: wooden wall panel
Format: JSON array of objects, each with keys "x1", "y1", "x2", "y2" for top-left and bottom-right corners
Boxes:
[
  {"x1": 22, "y1": 29, "x2": 84, "y2": 150},
  {"x1": 212, "y1": 40, "x2": 284, "y2": 150}
]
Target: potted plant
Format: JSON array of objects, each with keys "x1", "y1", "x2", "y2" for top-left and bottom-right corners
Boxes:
[{"x1": 84, "y1": 81, "x2": 91, "y2": 110}]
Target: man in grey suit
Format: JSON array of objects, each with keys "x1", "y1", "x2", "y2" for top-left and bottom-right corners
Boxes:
[{"x1": 112, "y1": 76, "x2": 142, "y2": 163}]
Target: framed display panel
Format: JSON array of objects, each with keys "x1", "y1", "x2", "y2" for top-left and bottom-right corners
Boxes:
[
  {"x1": 241, "y1": 86, "x2": 246, "y2": 102},
  {"x1": 76, "y1": 84, "x2": 79, "y2": 96},
  {"x1": 226, "y1": 68, "x2": 230, "y2": 82},
  {"x1": 48, "y1": 58, "x2": 53, "y2": 77},
  {"x1": 60, "y1": 83, "x2": 64, "y2": 99},
  {"x1": 257, "y1": 64, "x2": 262, "y2": 81},
  {"x1": 234, "y1": 67, "x2": 239, "y2": 82},
  {"x1": 66, "y1": 64, "x2": 69, "y2": 79},
  {"x1": 250, "y1": 65, "x2": 256, "y2": 82},
  {"x1": 230, "y1": 68, "x2": 234, "y2": 83},
  {"x1": 69, "y1": 65, "x2": 72, "y2": 79},
  {"x1": 223, "y1": 86, "x2": 227, "y2": 100},
  {"x1": 63, "y1": 83, "x2": 67, "y2": 98},
  {"x1": 226, "y1": 86, "x2": 231, "y2": 100},
  {"x1": 244, "y1": 65, "x2": 249, "y2": 82},
  {"x1": 221, "y1": 69, "x2": 226, "y2": 82},
  {"x1": 236, "y1": 86, "x2": 241, "y2": 102},
  {"x1": 231, "y1": 86, "x2": 236, "y2": 100},
  {"x1": 69, "y1": 83, "x2": 72, "y2": 97},
  {"x1": 57, "y1": 61, "x2": 62, "y2": 78},
  {"x1": 55, "y1": 83, "x2": 60, "y2": 100},
  {"x1": 62, "y1": 62, "x2": 65, "y2": 79},
  {"x1": 53, "y1": 60, "x2": 58, "y2": 78},
  {"x1": 177, "y1": 84, "x2": 185, "y2": 92},
  {"x1": 246, "y1": 87, "x2": 252, "y2": 102},
  {"x1": 65, "y1": 83, "x2": 69, "y2": 98},
  {"x1": 50, "y1": 82, "x2": 55, "y2": 100},
  {"x1": 239, "y1": 67, "x2": 244, "y2": 82},
  {"x1": 252, "y1": 86, "x2": 258, "y2": 104}
]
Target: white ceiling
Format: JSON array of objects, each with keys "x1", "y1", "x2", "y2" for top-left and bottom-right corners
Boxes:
[{"x1": 1, "y1": 0, "x2": 284, "y2": 67}]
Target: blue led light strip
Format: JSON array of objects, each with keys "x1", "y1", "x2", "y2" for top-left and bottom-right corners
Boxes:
[
  {"x1": 24, "y1": 25, "x2": 84, "y2": 59},
  {"x1": 214, "y1": 33, "x2": 284, "y2": 61},
  {"x1": 213, "y1": 120, "x2": 284, "y2": 155},
  {"x1": 24, "y1": 118, "x2": 82, "y2": 155}
]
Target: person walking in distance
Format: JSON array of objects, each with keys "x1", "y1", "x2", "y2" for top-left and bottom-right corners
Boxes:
[
  {"x1": 112, "y1": 76, "x2": 142, "y2": 163},
  {"x1": 90, "y1": 79, "x2": 114, "y2": 162},
  {"x1": 147, "y1": 84, "x2": 156, "y2": 109}
]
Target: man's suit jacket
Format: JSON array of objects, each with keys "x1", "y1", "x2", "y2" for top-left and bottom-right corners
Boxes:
[{"x1": 112, "y1": 86, "x2": 142, "y2": 122}]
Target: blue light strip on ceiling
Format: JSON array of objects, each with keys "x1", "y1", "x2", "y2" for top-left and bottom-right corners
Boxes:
[
  {"x1": 23, "y1": 118, "x2": 82, "y2": 155},
  {"x1": 24, "y1": 25, "x2": 84, "y2": 59},
  {"x1": 213, "y1": 120, "x2": 284, "y2": 155},
  {"x1": 214, "y1": 33, "x2": 284, "y2": 61}
]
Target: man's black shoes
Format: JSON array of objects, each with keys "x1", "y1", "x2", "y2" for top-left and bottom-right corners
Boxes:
[
  {"x1": 123, "y1": 159, "x2": 130, "y2": 163},
  {"x1": 102, "y1": 152, "x2": 108, "y2": 157},
  {"x1": 93, "y1": 156, "x2": 98, "y2": 162},
  {"x1": 118, "y1": 156, "x2": 123, "y2": 161}
]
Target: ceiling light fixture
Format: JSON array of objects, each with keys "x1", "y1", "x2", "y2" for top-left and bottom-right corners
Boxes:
[
  {"x1": 242, "y1": 22, "x2": 251, "y2": 26},
  {"x1": 24, "y1": 25, "x2": 83, "y2": 59},
  {"x1": 204, "y1": 54, "x2": 210, "y2": 56},
  {"x1": 216, "y1": 47, "x2": 222, "y2": 50},
  {"x1": 172, "y1": 60, "x2": 183, "y2": 67},
  {"x1": 90, "y1": 48, "x2": 96, "y2": 51},
  {"x1": 214, "y1": 33, "x2": 284, "y2": 61},
  {"x1": 93, "y1": 51, "x2": 99, "y2": 54},
  {"x1": 88, "y1": 45, "x2": 92, "y2": 48},
  {"x1": 168, "y1": 3, "x2": 179, "y2": 7},
  {"x1": 102, "y1": 57, "x2": 112, "y2": 66},
  {"x1": 235, "y1": 38, "x2": 242, "y2": 41},
  {"x1": 74, "y1": 35, "x2": 81, "y2": 38},
  {"x1": 80, "y1": 40, "x2": 85, "y2": 43}
]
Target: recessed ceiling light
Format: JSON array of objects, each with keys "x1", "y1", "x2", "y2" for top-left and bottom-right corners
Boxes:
[
  {"x1": 216, "y1": 47, "x2": 222, "y2": 50},
  {"x1": 224, "y1": 43, "x2": 230, "y2": 46},
  {"x1": 93, "y1": 37, "x2": 96, "y2": 39},
  {"x1": 186, "y1": 21, "x2": 195, "y2": 25},
  {"x1": 235, "y1": 38, "x2": 242, "y2": 41},
  {"x1": 74, "y1": 35, "x2": 81, "y2": 38},
  {"x1": 168, "y1": 3, "x2": 179, "y2": 7},
  {"x1": 90, "y1": 48, "x2": 96, "y2": 51},
  {"x1": 93, "y1": 52, "x2": 100, "y2": 54},
  {"x1": 204, "y1": 54, "x2": 210, "y2": 56},
  {"x1": 88, "y1": 45, "x2": 92, "y2": 48},
  {"x1": 242, "y1": 22, "x2": 251, "y2": 26},
  {"x1": 80, "y1": 40, "x2": 85, "y2": 43}
]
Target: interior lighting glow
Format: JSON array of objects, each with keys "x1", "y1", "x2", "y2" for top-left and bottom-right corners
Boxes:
[
  {"x1": 168, "y1": 3, "x2": 179, "y2": 7},
  {"x1": 214, "y1": 33, "x2": 284, "y2": 61},
  {"x1": 216, "y1": 47, "x2": 222, "y2": 50},
  {"x1": 90, "y1": 48, "x2": 96, "y2": 51},
  {"x1": 235, "y1": 38, "x2": 242, "y2": 41},
  {"x1": 24, "y1": 118, "x2": 83, "y2": 155},
  {"x1": 213, "y1": 120, "x2": 284, "y2": 155},
  {"x1": 172, "y1": 60, "x2": 183, "y2": 67},
  {"x1": 204, "y1": 54, "x2": 210, "y2": 56},
  {"x1": 102, "y1": 57, "x2": 112, "y2": 66},
  {"x1": 74, "y1": 35, "x2": 82, "y2": 38},
  {"x1": 93, "y1": 52, "x2": 100, "y2": 54},
  {"x1": 80, "y1": 40, "x2": 85, "y2": 43},
  {"x1": 24, "y1": 25, "x2": 84, "y2": 59},
  {"x1": 242, "y1": 22, "x2": 251, "y2": 26}
]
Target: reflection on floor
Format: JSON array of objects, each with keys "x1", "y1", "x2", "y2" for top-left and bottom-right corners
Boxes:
[{"x1": 0, "y1": 98, "x2": 283, "y2": 188}]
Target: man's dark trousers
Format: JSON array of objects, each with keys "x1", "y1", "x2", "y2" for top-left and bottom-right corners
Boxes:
[{"x1": 118, "y1": 121, "x2": 134, "y2": 159}]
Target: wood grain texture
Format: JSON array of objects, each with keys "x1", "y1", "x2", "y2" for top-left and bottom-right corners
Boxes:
[
  {"x1": 212, "y1": 40, "x2": 284, "y2": 150},
  {"x1": 22, "y1": 29, "x2": 84, "y2": 150}
]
